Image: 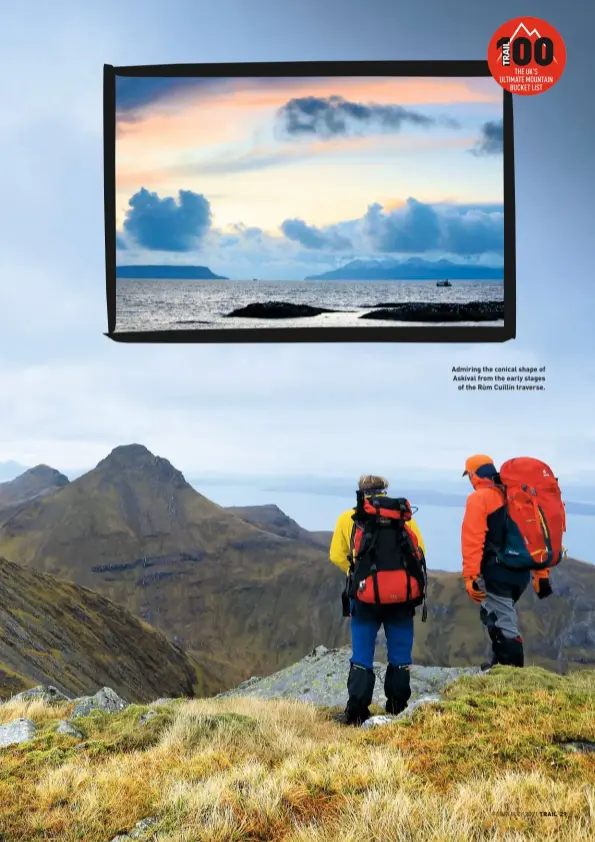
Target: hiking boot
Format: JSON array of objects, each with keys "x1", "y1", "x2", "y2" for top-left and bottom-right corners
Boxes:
[
  {"x1": 332, "y1": 706, "x2": 370, "y2": 726},
  {"x1": 492, "y1": 634, "x2": 524, "y2": 667},
  {"x1": 385, "y1": 697, "x2": 407, "y2": 715},
  {"x1": 384, "y1": 664, "x2": 411, "y2": 714},
  {"x1": 487, "y1": 625, "x2": 524, "y2": 668},
  {"x1": 347, "y1": 663, "x2": 376, "y2": 711}
]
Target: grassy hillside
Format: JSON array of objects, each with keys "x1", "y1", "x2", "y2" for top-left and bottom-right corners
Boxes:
[
  {"x1": 0, "y1": 556, "x2": 210, "y2": 702},
  {"x1": 0, "y1": 668, "x2": 593, "y2": 841}
]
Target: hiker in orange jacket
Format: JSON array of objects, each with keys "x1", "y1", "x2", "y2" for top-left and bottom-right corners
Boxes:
[{"x1": 461, "y1": 454, "x2": 553, "y2": 668}]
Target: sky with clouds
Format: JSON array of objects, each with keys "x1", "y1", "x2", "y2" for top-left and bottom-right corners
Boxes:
[
  {"x1": 1, "y1": 0, "x2": 594, "y2": 511},
  {"x1": 115, "y1": 74, "x2": 505, "y2": 279}
]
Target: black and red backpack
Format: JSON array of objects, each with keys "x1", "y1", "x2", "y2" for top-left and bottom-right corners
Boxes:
[{"x1": 347, "y1": 491, "x2": 428, "y2": 621}]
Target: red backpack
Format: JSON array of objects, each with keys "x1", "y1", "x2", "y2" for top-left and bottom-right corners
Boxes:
[
  {"x1": 348, "y1": 492, "x2": 428, "y2": 619},
  {"x1": 498, "y1": 457, "x2": 566, "y2": 570}
]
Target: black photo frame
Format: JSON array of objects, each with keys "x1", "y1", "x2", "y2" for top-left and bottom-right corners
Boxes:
[{"x1": 104, "y1": 60, "x2": 515, "y2": 344}]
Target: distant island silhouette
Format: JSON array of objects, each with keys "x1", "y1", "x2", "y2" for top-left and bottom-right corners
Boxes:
[
  {"x1": 305, "y1": 258, "x2": 504, "y2": 282},
  {"x1": 115, "y1": 259, "x2": 503, "y2": 282},
  {"x1": 116, "y1": 265, "x2": 228, "y2": 280}
]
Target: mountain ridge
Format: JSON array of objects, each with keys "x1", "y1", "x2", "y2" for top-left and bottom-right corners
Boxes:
[
  {"x1": 0, "y1": 445, "x2": 347, "y2": 689},
  {"x1": 0, "y1": 465, "x2": 70, "y2": 526},
  {"x1": 0, "y1": 445, "x2": 593, "y2": 689},
  {"x1": 225, "y1": 503, "x2": 331, "y2": 549}
]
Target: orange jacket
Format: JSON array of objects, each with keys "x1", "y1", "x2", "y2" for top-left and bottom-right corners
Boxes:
[{"x1": 461, "y1": 477, "x2": 550, "y2": 584}]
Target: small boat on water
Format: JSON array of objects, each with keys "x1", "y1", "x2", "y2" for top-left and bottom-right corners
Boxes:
[{"x1": 436, "y1": 279, "x2": 452, "y2": 287}]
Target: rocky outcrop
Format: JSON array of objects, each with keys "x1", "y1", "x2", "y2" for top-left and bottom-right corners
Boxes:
[
  {"x1": 0, "y1": 717, "x2": 37, "y2": 747},
  {"x1": 69, "y1": 687, "x2": 129, "y2": 719},
  {"x1": 56, "y1": 720, "x2": 83, "y2": 738},
  {"x1": 561, "y1": 741, "x2": 595, "y2": 754},
  {"x1": 360, "y1": 301, "x2": 504, "y2": 322},
  {"x1": 217, "y1": 644, "x2": 480, "y2": 708},
  {"x1": 11, "y1": 685, "x2": 71, "y2": 704},
  {"x1": 226, "y1": 301, "x2": 342, "y2": 319},
  {"x1": 361, "y1": 694, "x2": 443, "y2": 729}
]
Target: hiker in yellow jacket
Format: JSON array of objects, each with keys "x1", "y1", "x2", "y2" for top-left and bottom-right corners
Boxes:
[{"x1": 330, "y1": 475, "x2": 427, "y2": 725}]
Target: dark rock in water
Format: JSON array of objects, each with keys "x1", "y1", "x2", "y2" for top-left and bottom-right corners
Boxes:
[
  {"x1": 360, "y1": 301, "x2": 504, "y2": 322},
  {"x1": 226, "y1": 301, "x2": 340, "y2": 319}
]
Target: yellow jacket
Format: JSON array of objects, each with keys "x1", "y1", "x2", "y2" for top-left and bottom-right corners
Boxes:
[{"x1": 330, "y1": 507, "x2": 426, "y2": 575}]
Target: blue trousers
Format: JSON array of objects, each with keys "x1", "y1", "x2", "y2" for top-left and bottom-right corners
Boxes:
[{"x1": 350, "y1": 610, "x2": 414, "y2": 670}]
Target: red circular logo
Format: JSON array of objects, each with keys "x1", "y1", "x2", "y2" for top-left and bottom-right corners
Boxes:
[{"x1": 487, "y1": 17, "x2": 566, "y2": 95}]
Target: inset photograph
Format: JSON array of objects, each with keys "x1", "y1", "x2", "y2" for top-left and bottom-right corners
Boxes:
[{"x1": 105, "y1": 61, "x2": 515, "y2": 342}]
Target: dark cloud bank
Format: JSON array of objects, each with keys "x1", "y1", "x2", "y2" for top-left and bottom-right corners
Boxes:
[
  {"x1": 118, "y1": 188, "x2": 503, "y2": 259},
  {"x1": 470, "y1": 119, "x2": 503, "y2": 157},
  {"x1": 277, "y1": 95, "x2": 460, "y2": 139},
  {"x1": 122, "y1": 187, "x2": 212, "y2": 252}
]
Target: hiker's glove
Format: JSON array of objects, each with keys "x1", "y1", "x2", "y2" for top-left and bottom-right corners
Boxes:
[
  {"x1": 534, "y1": 577, "x2": 553, "y2": 600},
  {"x1": 465, "y1": 577, "x2": 486, "y2": 604}
]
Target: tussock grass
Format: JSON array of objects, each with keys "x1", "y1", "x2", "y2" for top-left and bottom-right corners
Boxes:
[
  {"x1": 0, "y1": 698, "x2": 66, "y2": 725},
  {"x1": 0, "y1": 669, "x2": 594, "y2": 841}
]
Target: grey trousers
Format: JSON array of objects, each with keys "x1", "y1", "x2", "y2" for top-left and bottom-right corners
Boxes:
[{"x1": 476, "y1": 574, "x2": 520, "y2": 640}]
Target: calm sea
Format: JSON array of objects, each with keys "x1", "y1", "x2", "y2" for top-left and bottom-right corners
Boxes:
[{"x1": 115, "y1": 279, "x2": 504, "y2": 332}]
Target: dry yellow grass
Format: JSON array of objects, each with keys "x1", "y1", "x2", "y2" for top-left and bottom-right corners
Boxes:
[{"x1": 0, "y1": 667, "x2": 594, "y2": 841}]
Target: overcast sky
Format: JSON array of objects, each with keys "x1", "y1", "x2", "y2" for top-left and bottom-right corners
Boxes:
[{"x1": 1, "y1": 1, "x2": 593, "y2": 489}]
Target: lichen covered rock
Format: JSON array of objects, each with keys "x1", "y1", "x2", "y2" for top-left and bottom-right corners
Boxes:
[
  {"x1": 69, "y1": 687, "x2": 129, "y2": 719},
  {"x1": 217, "y1": 645, "x2": 479, "y2": 708},
  {"x1": 0, "y1": 717, "x2": 37, "y2": 748}
]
